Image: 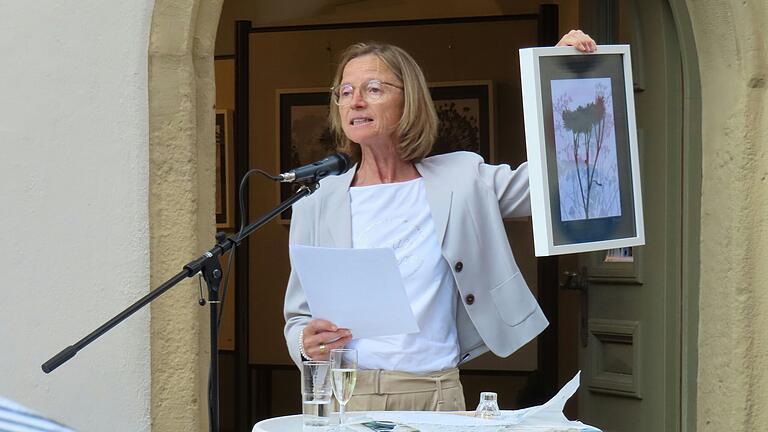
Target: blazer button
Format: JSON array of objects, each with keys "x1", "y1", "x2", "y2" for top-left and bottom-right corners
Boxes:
[
  {"x1": 465, "y1": 294, "x2": 475, "y2": 305},
  {"x1": 455, "y1": 261, "x2": 464, "y2": 272}
]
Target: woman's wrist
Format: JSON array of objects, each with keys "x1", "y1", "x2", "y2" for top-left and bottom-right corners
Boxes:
[{"x1": 298, "y1": 328, "x2": 313, "y2": 361}]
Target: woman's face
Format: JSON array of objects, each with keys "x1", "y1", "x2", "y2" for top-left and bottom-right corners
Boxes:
[{"x1": 338, "y1": 54, "x2": 404, "y2": 149}]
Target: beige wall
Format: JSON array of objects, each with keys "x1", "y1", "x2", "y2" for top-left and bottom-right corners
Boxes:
[
  {"x1": 2, "y1": 1, "x2": 153, "y2": 430},
  {"x1": 685, "y1": 0, "x2": 768, "y2": 431},
  {"x1": 215, "y1": 58, "x2": 236, "y2": 111}
]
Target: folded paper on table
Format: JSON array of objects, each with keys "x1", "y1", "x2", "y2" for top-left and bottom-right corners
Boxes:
[{"x1": 289, "y1": 245, "x2": 420, "y2": 339}]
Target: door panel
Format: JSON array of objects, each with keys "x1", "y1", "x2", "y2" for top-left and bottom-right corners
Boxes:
[{"x1": 574, "y1": 1, "x2": 683, "y2": 431}]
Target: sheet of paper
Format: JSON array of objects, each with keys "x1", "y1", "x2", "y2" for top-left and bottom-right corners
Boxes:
[
  {"x1": 518, "y1": 371, "x2": 581, "y2": 425},
  {"x1": 289, "y1": 245, "x2": 420, "y2": 339}
]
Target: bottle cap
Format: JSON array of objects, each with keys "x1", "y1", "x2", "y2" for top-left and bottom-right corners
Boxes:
[{"x1": 480, "y1": 392, "x2": 497, "y2": 401}]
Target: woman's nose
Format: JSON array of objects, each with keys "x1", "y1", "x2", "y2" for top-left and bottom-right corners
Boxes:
[{"x1": 350, "y1": 88, "x2": 367, "y2": 107}]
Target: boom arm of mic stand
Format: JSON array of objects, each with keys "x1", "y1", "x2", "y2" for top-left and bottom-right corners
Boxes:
[{"x1": 41, "y1": 182, "x2": 319, "y2": 432}]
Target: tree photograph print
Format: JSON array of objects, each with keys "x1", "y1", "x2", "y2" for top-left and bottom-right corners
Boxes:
[{"x1": 551, "y1": 78, "x2": 621, "y2": 222}]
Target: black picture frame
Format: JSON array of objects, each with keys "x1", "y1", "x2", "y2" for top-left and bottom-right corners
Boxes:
[
  {"x1": 429, "y1": 81, "x2": 495, "y2": 163},
  {"x1": 277, "y1": 89, "x2": 333, "y2": 221},
  {"x1": 215, "y1": 109, "x2": 235, "y2": 229}
]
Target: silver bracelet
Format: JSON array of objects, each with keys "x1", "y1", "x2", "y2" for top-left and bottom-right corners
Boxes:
[{"x1": 299, "y1": 328, "x2": 313, "y2": 361}]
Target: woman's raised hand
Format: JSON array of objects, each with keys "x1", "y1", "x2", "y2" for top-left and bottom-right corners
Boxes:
[
  {"x1": 302, "y1": 318, "x2": 352, "y2": 360},
  {"x1": 556, "y1": 29, "x2": 597, "y2": 52}
]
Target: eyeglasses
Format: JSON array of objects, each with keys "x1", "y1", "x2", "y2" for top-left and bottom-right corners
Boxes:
[{"x1": 331, "y1": 79, "x2": 403, "y2": 106}]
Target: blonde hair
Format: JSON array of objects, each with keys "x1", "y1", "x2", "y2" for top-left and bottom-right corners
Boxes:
[{"x1": 329, "y1": 42, "x2": 438, "y2": 163}]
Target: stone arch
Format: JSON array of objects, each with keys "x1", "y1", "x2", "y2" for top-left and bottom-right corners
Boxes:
[
  {"x1": 147, "y1": 0, "x2": 224, "y2": 431},
  {"x1": 684, "y1": 1, "x2": 768, "y2": 431}
]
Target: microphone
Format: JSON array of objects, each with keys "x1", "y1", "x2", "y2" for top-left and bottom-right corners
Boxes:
[{"x1": 278, "y1": 152, "x2": 351, "y2": 183}]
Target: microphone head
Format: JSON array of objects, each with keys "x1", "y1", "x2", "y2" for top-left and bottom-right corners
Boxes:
[
  {"x1": 333, "y1": 152, "x2": 351, "y2": 175},
  {"x1": 314, "y1": 152, "x2": 351, "y2": 181},
  {"x1": 282, "y1": 152, "x2": 353, "y2": 183}
]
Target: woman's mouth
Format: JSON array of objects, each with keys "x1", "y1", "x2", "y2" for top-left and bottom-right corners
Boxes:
[{"x1": 350, "y1": 117, "x2": 374, "y2": 126}]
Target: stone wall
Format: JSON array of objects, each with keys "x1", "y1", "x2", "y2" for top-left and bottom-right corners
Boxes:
[
  {"x1": 148, "y1": 0, "x2": 223, "y2": 431},
  {"x1": 685, "y1": 0, "x2": 768, "y2": 430}
]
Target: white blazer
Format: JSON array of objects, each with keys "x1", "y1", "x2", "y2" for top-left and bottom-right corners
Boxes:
[{"x1": 283, "y1": 151, "x2": 549, "y2": 368}]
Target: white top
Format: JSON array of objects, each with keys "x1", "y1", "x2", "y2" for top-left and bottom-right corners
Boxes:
[{"x1": 347, "y1": 177, "x2": 459, "y2": 373}]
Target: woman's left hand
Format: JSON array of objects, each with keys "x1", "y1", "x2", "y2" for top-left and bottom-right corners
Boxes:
[{"x1": 556, "y1": 30, "x2": 597, "y2": 52}]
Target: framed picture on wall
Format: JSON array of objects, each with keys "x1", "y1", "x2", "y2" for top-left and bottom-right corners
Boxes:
[
  {"x1": 277, "y1": 89, "x2": 334, "y2": 222},
  {"x1": 429, "y1": 81, "x2": 495, "y2": 163},
  {"x1": 215, "y1": 109, "x2": 235, "y2": 229},
  {"x1": 520, "y1": 45, "x2": 645, "y2": 256}
]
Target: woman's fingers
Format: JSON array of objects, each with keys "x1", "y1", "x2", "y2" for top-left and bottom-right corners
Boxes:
[
  {"x1": 305, "y1": 328, "x2": 352, "y2": 347},
  {"x1": 327, "y1": 334, "x2": 352, "y2": 351},
  {"x1": 305, "y1": 330, "x2": 353, "y2": 360},
  {"x1": 304, "y1": 318, "x2": 339, "y2": 336},
  {"x1": 302, "y1": 319, "x2": 353, "y2": 360},
  {"x1": 306, "y1": 333, "x2": 353, "y2": 360},
  {"x1": 556, "y1": 29, "x2": 597, "y2": 52}
]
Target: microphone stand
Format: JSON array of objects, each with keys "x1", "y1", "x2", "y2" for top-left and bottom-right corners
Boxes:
[{"x1": 42, "y1": 181, "x2": 320, "y2": 432}]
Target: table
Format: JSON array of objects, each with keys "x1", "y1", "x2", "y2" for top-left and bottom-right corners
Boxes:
[
  {"x1": 255, "y1": 373, "x2": 600, "y2": 431},
  {"x1": 252, "y1": 414, "x2": 304, "y2": 432},
  {"x1": 252, "y1": 412, "x2": 599, "y2": 432}
]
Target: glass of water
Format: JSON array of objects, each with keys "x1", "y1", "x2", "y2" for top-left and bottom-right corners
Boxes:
[
  {"x1": 330, "y1": 348, "x2": 357, "y2": 431},
  {"x1": 302, "y1": 360, "x2": 333, "y2": 431}
]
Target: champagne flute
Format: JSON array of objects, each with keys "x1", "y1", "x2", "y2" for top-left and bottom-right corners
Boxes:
[{"x1": 330, "y1": 348, "x2": 357, "y2": 430}]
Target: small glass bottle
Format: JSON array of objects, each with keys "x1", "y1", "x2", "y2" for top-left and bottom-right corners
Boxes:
[{"x1": 475, "y1": 391, "x2": 501, "y2": 419}]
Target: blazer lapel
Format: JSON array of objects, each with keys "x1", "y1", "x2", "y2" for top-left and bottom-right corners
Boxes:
[
  {"x1": 415, "y1": 161, "x2": 453, "y2": 246},
  {"x1": 321, "y1": 165, "x2": 356, "y2": 247}
]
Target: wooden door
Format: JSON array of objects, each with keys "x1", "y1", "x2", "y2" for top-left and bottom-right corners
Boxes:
[{"x1": 569, "y1": 1, "x2": 685, "y2": 431}]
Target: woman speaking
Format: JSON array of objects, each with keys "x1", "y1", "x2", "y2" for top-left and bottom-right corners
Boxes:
[{"x1": 284, "y1": 32, "x2": 596, "y2": 412}]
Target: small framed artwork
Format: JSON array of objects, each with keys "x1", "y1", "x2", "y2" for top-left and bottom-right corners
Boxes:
[
  {"x1": 429, "y1": 81, "x2": 495, "y2": 163},
  {"x1": 215, "y1": 109, "x2": 235, "y2": 229},
  {"x1": 604, "y1": 247, "x2": 634, "y2": 263},
  {"x1": 588, "y1": 246, "x2": 643, "y2": 285},
  {"x1": 276, "y1": 88, "x2": 334, "y2": 222},
  {"x1": 520, "y1": 45, "x2": 645, "y2": 256}
]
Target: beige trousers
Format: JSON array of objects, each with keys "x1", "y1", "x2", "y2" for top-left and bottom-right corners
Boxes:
[{"x1": 344, "y1": 368, "x2": 466, "y2": 412}]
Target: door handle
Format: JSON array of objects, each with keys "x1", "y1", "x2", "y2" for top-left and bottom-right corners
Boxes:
[{"x1": 561, "y1": 267, "x2": 589, "y2": 347}]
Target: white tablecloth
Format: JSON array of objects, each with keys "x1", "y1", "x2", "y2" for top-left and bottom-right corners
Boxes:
[
  {"x1": 251, "y1": 413, "x2": 303, "y2": 432},
  {"x1": 252, "y1": 411, "x2": 600, "y2": 432},
  {"x1": 254, "y1": 373, "x2": 600, "y2": 431}
]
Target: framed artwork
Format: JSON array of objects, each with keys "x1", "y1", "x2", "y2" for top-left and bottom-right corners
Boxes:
[
  {"x1": 276, "y1": 88, "x2": 334, "y2": 222},
  {"x1": 215, "y1": 109, "x2": 235, "y2": 229},
  {"x1": 277, "y1": 81, "x2": 495, "y2": 221},
  {"x1": 588, "y1": 246, "x2": 643, "y2": 285},
  {"x1": 520, "y1": 45, "x2": 645, "y2": 256},
  {"x1": 429, "y1": 81, "x2": 495, "y2": 163}
]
